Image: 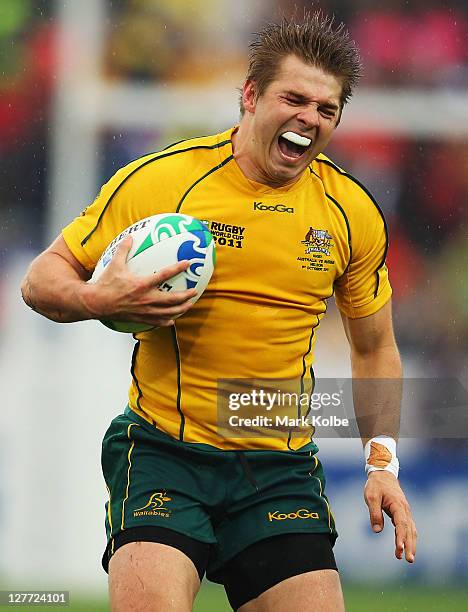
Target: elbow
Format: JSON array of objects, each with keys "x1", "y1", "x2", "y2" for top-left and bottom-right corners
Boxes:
[
  {"x1": 20, "y1": 269, "x2": 52, "y2": 320},
  {"x1": 21, "y1": 274, "x2": 33, "y2": 309},
  {"x1": 20, "y1": 279, "x2": 61, "y2": 323}
]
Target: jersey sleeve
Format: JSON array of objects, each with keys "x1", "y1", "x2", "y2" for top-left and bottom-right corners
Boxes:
[
  {"x1": 334, "y1": 197, "x2": 392, "y2": 319},
  {"x1": 61, "y1": 168, "x2": 129, "y2": 270}
]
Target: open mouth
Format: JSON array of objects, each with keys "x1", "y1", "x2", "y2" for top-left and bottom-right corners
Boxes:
[{"x1": 278, "y1": 131, "x2": 312, "y2": 160}]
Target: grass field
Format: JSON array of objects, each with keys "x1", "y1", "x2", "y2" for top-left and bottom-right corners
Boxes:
[{"x1": 2, "y1": 583, "x2": 467, "y2": 611}]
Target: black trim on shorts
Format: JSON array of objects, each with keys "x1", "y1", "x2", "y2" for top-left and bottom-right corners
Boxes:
[
  {"x1": 210, "y1": 532, "x2": 337, "y2": 611},
  {"x1": 102, "y1": 526, "x2": 211, "y2": 581}
]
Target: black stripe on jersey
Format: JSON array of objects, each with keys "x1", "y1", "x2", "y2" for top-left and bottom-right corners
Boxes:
[
  {"x1": 314, "y1": 158, "x2": 389, "y2": 297},
  {"x1": 310, "y1": 167, "x2": 352, "y2": 277},
  {"x1": 130, "y1": 339, "x2": 146, "y2": 414},
  {"x1": 115, "y1": 139, "x2": 190, "y2": 169},
  {"x1": 176, "y1": 154, "x2": 234, "y2": 213},
  {"x1": 287, "y1": 313, "x2": 320, "y2": 451},
  {"x1": 162, "y1": 138, "x2": 188, "y2": 151},
  {"x1": 80, "y1": 139, "x2": 232, "y2": 247},
  {"x1": 325, "y1": 193, "x2": 352, "y2": 276},
  {"x1": 171, "y1": 326, "x2": 185, "y2": 441},
  {"x1": 309, "y1": 364, "x2": 316, "y2": 412}
]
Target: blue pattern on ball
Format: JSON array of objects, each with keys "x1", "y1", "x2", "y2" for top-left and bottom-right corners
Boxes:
[{"x1": 177, "y1": 230, "x2": 209, "y2": 289}]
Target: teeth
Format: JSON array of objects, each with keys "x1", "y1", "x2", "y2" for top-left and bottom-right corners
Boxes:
[{"x1": 281, "y1": 131, "x2": 311, "y2": 147}]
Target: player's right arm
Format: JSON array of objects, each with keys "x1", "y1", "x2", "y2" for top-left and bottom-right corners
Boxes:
[{"x1": 21, "y1": 235, "x2": 197, "y2": 326}]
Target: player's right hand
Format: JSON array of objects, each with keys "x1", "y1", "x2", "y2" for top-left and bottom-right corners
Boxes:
[{"x1": 81, "y1": 236, "x2": 198, "y2": 327}]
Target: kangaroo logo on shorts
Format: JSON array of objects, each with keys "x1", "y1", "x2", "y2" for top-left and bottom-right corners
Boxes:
[
  {"x1": 133, "y1": 491, "x2": 172, "y2": 518},
  {"x1": 267, "y1": 508, "x2": 319, "y2": 521}
]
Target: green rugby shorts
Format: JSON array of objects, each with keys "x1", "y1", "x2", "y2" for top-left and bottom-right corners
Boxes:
[{"x1": 101, "y1": 406, "x2": 338, "y2": 576}]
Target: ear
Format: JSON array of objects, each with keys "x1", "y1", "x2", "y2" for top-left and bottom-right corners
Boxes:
[{"x1": 242, "y1": 79, "x2": 258, "y2": 114}]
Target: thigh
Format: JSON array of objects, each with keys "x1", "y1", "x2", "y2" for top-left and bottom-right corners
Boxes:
[
  {"x1": 239, "y1": 569, "x2": 344, "y2": 612},
  {"x1": 108, "y1": 541, "x2": 201, "y2": 612},
  {"x1": 217, "y1": 532, "x2": 338, "y2": 611}
]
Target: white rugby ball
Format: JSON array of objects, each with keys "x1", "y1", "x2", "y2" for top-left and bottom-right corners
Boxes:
[{"x1": 90, "y1": 213, "x2": 215, "y2": 332}]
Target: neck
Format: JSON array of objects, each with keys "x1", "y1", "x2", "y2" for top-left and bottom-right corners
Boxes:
[
  {"x1": 230, "y1": 122, "x2": 258, "y2": 181},
  {"x1": 231, "y1": 121, "x2": 300, "y2": 189}
]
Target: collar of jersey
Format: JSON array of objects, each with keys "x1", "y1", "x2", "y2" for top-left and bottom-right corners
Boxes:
[{"x1": 216, "y1": 126, "x2": 311, "y2": 195}]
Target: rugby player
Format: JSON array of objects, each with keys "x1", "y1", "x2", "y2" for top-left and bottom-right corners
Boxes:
[{"x1": 21, "y1": 12, "x2": 417, "y2": 612}]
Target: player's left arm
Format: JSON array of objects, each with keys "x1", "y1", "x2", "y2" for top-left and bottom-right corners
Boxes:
[{"x1": 340, "y1": 299, "x2": 417, "y2": 563}]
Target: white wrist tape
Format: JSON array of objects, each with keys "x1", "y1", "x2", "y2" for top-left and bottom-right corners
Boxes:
[{"x1": 364, "y1": 436, "x2": 399, "y2": 478}]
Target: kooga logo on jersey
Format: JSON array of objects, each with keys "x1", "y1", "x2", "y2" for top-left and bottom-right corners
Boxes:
[{"x1": 253, "y1": 201, "x2": 294, "y2": 213}]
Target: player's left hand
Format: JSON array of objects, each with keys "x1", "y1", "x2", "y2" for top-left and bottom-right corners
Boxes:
[{"x1": 364, "y1": 471, "x2": 417, "y2": 563}]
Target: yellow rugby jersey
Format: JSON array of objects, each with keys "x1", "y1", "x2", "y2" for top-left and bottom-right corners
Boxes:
[{"x1": 62, "y1": 127, "x2": 392, "y2": 450}]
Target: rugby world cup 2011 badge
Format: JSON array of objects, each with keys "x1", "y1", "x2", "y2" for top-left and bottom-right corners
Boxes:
[{"x1": 302, "y1": 227, "x2": 334, "y2": 256}]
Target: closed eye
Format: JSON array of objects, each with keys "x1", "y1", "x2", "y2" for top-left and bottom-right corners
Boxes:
[
  {"x1": 282, "y1": 95, "x2": 338, "y2": 118},
  {"x1": 320, "y1": 106, "x2": 336, "y2": 119},
  {"x1": 283, "y1": 96, "x2": 304, "y2": 106},
  {"x1": 320, "y1": 106, "x2": 338, "y2": 119}
]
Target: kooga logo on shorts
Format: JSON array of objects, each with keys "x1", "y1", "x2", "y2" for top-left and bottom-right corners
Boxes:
[
  {"x1": 268, "y1": 509, "x2": 319, "y2": 521},
  {"x1": 254, "y1": 201, "x2": 294, "y2": 213}
]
